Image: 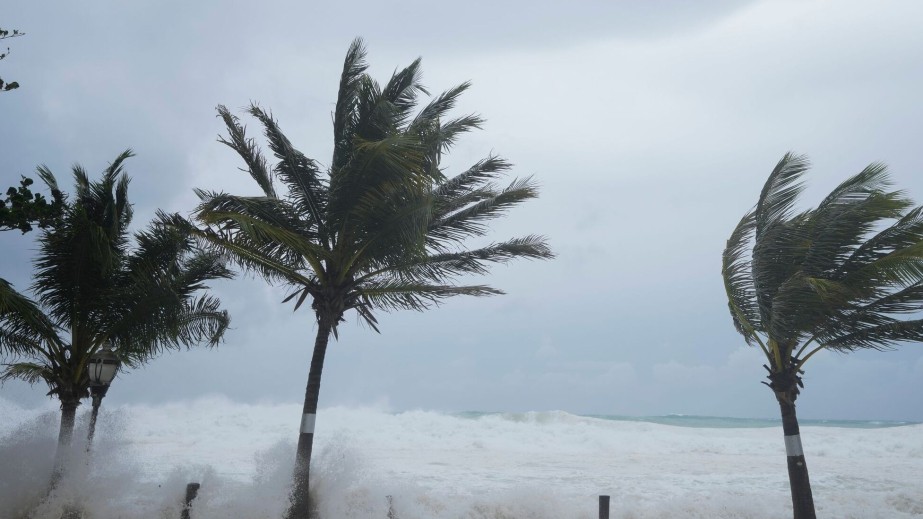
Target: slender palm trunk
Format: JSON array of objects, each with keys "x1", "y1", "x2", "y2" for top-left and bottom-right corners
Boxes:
[
  {"x1": 778, "y1": 399, "x2": 815, "y2": 519},
  {"x1": 49, "y1": 398, "x2": 79, "y2": 490},
  {"x1": 287, "y1": 315, "x2": 334, "y2": 519}
]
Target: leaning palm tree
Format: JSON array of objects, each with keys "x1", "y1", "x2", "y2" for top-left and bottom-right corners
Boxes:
[
  {"x1": 0, "y1": 151, "x2": 232, "y2": 484},
  {"x1": 722, "y1": 153, "x2": 923, "y2": 519},
  {"x1": 173, "y1": 38, "x2": 552, "y2": 518}
]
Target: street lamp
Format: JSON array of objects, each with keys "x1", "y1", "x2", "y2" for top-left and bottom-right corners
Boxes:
[{"x1": 86, "y1": 344, "x2": 120, "y2": 452}]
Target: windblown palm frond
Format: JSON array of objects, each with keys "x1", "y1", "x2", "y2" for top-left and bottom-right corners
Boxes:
[
  {"x1": 217, "y1": 105, "x2": 275, "y2": 198},
  {"x1": 248, "y1": 105, "x2": 329, "y2": 237},
  {"x1": 755, "y1": 153, "x2": 809, "y2": 238},
  {"x1": 722, "y1": 210, "x2": 762, "y2": 348},
  {"x1": 332, "y1": 39, "x2": 369, "y2": 173},
  {"x1": 0, "y1": 361, "x2": 52, "y2": 386},
  {"x1": 0, "y1": 279, "x2": 62, "y2": 356},
  {"x1": 429, "y1": 175, "x2": 540, "y2": 247}
]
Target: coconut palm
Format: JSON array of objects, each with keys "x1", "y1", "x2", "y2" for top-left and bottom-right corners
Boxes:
[
  {"x1": 0, "y1": 151, "x2": 232, "y2": 483},
  {"x1": 722, "y1": 153, "x2": 923, "y2": 519},
  {"x1": 173, "y1": 38, "x2": 552, "y2": 518}
]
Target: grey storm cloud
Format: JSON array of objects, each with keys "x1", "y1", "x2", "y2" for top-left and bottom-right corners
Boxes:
[{"x1": 2, "y1": 0, "x2": 923, "y2": 420}]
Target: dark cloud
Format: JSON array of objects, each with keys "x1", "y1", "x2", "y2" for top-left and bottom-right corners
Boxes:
[{"x1": 3, "y1": 0, "x2": 923, "y2": 420}]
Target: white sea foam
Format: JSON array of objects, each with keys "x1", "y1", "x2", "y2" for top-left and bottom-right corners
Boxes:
[{"x1": 1, "y1": 395, "x2": 922, "y2": 518}]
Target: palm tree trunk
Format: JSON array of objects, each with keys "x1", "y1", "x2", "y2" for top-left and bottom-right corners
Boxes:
[
  {"x1": 49, "y1": 397, "x2": 79, "y2": 490},
  {"x1": 778, "y1": 399, "x2": 815, "y2": 519},
  {"x1": 287, "y1": 315, "x2": 334, "y2": 519}
]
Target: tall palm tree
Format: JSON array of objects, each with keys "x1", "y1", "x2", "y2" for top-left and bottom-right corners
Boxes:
[
  {"x1": 722, "y1": 153, "x2": 923, "y2": 519},
  {"x1": 0, "y1": 151, "x2": 232, "y2": 483},
  {"x1": 174, "y1": 38, "x2": 552, "y2": 518}
]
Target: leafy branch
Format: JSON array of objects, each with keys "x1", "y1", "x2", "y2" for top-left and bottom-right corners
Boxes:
[
  {"x1": 0, "y1": 176, "x2": 65, "y2": 233},
  {"x1": 0, "y1": 27, "x2": 25, "y2": 92}
]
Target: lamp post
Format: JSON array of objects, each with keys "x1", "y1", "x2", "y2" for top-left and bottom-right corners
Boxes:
[{"x1": 85, "y1": 344, "x2": 120, "y2": 452}]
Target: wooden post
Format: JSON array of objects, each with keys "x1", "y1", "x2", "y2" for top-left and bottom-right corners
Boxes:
[
  {"x1": 181, "y1": 482, "x2": 201, "y2": 519},
  {"x1": 599, "y1": 495, "x2": 610, "y2": 519}
]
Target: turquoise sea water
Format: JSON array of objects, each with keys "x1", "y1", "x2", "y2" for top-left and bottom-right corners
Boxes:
[
  {"x1": 455, "y1": 411, "x2": 919, "y2": 429},
  {"x1": 590, "y1": 414, "x2": 920, "y2": 429}
]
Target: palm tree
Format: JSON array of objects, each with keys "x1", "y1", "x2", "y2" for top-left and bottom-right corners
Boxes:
[
  {"x1": 173, "y1": 38, "x2": 552, "y2": 518},
  {"x1": 0, "y1": 151, "x2": 232, "y2": 484},
  {"x1": 722, "y1": 153, "x2": 923, "y2": 519}
]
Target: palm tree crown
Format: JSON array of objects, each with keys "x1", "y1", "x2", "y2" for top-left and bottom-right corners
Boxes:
[
  {"x1": 724, "y1": 153, "x2": 923, "y2": 386},
  {"x1": 180, "y1": 39, "x2": 551, "y2": 332},
  {"x1": 0, "y1": 151, "x2": 231, "y2": 460}
]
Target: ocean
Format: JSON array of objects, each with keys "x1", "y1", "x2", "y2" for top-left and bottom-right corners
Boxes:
[
  {"x1": 465, "y1": 411, "x2": 919, "y2": 429},
  {"x1": 1, "y1": 396, "x2": 921, "y2": 518}
]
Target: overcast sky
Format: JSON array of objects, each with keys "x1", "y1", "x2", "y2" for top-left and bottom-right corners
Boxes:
[{"x1": 2, "y1": 0, "x2": 922, "y2": 421}]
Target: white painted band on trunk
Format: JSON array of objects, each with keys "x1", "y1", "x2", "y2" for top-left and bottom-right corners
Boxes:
[
  {"x1": 784, "y1": 434, "x2": 803, "y2": 456},
  {"x1": 300, "y1": 413, "x2": 316, "y2": 434}
]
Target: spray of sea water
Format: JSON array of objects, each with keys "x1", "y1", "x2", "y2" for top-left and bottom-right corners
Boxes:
[{"x1": 2, "y1": 396, "x2": 922, "y2": 518}]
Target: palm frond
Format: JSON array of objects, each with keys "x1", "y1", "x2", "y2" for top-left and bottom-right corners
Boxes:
[
  {"x1": 848, "y1": 241, "x2": 923, "y2": 288},
  {"x1": 722, "y1": 210, "x2": 763, "y2": 344},
  {"x1": 103, "y1": 149, "x2": 134, "y2": 185},
  {"x1": 855, "y1": 281, "x2": 923, "y2": 315},
  {"x1": 755, "y1": 152, "x2": 809, "y2": 239},
  {"x1": 816, "y1": 162, "x2": 894, "y2": 209},
  {"x1": 381, "y1": 57, "x2": 427, "y2": 127},
  {"x1": 357, "y1": 280, "x2": 503, "y2": 313},
  {"x1": 164, "y1": 212, "x2": 316, "y2": 286},
  {"x1": 350, "y1": 134, "x2": 428, "y2": 183},
  {"x1": 751, "y1": 212, "x2": 813, "y2": 328},
  {"x1": 433, "y1": 114, "x2": 484, "y2": 152},
  {"x1": 0, "y1": 361, "x2": 51, "y2": 385},
  {"x1": 248, "y1": 105, "x2": 328, "y2": 239},
  {"x1": 432, "y1": 156, "x2": 511, "y2": 213},
  {"x1": 198, "y1": 210, "x2": 330, "y2": 271},
  {"x1": 802, "y1": 162, "x2": 909, "y2": 278},
  {"x1": 192, "y1": 190, "x2": 319, "y2": 257},
  {"x1": 217, "y1": 104, "x2": 276, "y2": 198},
  {"x1": 368, "y1": 235, "x2": 552, "y2": 284},
  {"x1": 410, "y1": 82, "x2": 472, "y2": 131},
  {"x1": 118, "y1": 295, "x2": 230, "y2": 365},
  {"x1": 0, "y1": 278, "x2": 63, "y2": 356},
  {"x1": 824, "y1": 318, "x2": 923, "y2": 352},
  {"x1": 35, "y1": 164, "x2": 60, "y2": 193},
  {"x1": 839, "y1": 205, "x2": 923, "y2": 277},
  {"x1": 429, "y1": 176, "x2": 539, "y2": 247},
  {"x1": 332, "y1": 38, "x2": 369, "y2": 172}
]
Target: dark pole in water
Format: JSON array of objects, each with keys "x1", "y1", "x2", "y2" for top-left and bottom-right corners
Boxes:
[
  {"x1": 181, "y1": 482, "x2": 201, "y2": 519},
  {"x1": 599, "y1": 495, "x2": 610, "y2": 519},
  {"x1": 85, "y1": 384, "x2": 109, "y2": 453},
  {"x1": 85, "y1": 344, "x2": 120, "y2": 453}
]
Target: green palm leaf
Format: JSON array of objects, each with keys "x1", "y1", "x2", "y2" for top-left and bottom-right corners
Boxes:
[{"x1": 217, "y1": 104, "x2": 276, "y2": 198}]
